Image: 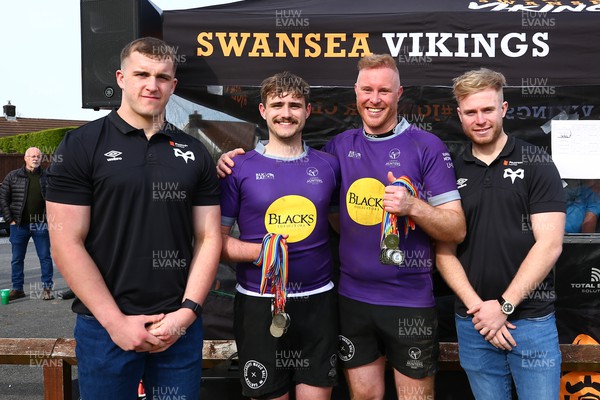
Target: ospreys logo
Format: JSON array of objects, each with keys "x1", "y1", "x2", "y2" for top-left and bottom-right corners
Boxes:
[
  {"x1": 243, "y1": 360, "x2": 267, "y2": 390},
  {"x1": 173, "y1": 148, "x2": 195, "y2": 164},
  {"x1": 264, "y1": 195, "x2": 317, "y2": 243},
  {"x1": 503, "y1": 168, "x2": 524, "y2": 183},
  {"x1": 346, "y1": 178, "x2": 385, "y2": 226}
]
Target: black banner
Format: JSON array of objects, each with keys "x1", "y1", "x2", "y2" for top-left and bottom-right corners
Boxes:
[
  {"x1": 161, "y1": 0, "x2": 600, "y2": 150},
  {"x1": 163, "y1": 0, "x2": 600, "y2": 87}
]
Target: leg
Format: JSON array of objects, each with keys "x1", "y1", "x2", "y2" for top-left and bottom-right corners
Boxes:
[
  {"x1": 288, "y1": 290, "x2": 338, "y2": 397},
  {"x1": 345, "y1": 357, "x2": 386, "y2": 400},
  {"x1": 507, "y1": 313, "x2": 561, "y2": 400},
  {"x1": 394, "y1": 372, "x2": 434, "y2": 400},
  {"x1": 338, "y1": 296, "x2": 387, "y2": 400},
  {"x1": 31, "y1": 223, "x2": 54, "y2": 289},
  {"x1": 144, "y1": 317, "x2": 203, "y2": 399},
  {"x1": 234, "y1": 293, "x2": 291, "y2": 399},
  {"x1": 296, "y1": 383, "x2": 332, "y2": 400},
  {"x1": 9, "y1": 224, "x2": 30, "y2": 292},
  {"x1": 455, "y1": 314, "x2": 512, "y2": 400},
  {"x1": 74, "y1": 314, "x2": 144, "y2": 399}
]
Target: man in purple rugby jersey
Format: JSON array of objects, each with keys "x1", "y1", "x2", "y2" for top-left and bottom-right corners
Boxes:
[
  {"x1": 220, "y1": 71, "x2": 340, "y2": 400},
  {"x1": 218, "y1": 55, "x2": 466, "y2": 400}
]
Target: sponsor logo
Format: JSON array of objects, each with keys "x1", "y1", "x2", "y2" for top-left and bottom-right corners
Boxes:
[
  {"x1": 256, "y1": 172, "x2": 275, "y2": 180},
  {"x1": 457, "y1": 178, "x2": 468, "y2": 189},
  {"x1": 104, "y1": 150, "x2": 122, "y2": 162},
  {"x1": 264, "y1": 195, "x2": 317, "y2": 243},
  {"x1": 169, "y1": 141, "x2": 189, "y2": 149},
  {"x1": 503, "y1": 160, "x2": 524, "y2": 167},
  {"x1": 173, "y1": 148, "x2": 195, "y2": 164},
  {"x1": 347, "y1": 150, "x2": 362, "y2": 159},
  {"x1": 338, "y1": 335, "x2": 355, "y2": 362},
  {"x1": 243, "y1": 360, "x2": 268, "y2": 389},
  {"x1": 346, "y1": 178, "x2": 386, "y2": 226},
  {"x1": 569, "y1": 267, "x2": 600, "y2": 294},
  {"x1": 503, "y1": 168, "x2": 525, "y2": 183}
]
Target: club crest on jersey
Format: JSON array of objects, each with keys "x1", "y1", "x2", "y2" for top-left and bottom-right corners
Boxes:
[
  {"x1": 306, "y1": 167, "x2": 323, "y2": 184},
  {"x1": 173, "y1": 148, "x2": 195, "y2": 163},
  {"x1": 503, "y1": 168, "x2": 524, "y2": 183},
  {"x1": 386, "y1": 148, "x2": 401, "y2": 167}
]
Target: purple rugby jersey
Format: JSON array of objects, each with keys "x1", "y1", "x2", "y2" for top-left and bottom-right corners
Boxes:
[
  {"x1": 220, "y1": 143, "x2": 340, "y2": 295},
  {"x1": 322, "y1": 120, "x2": 460, "y2": 307}
]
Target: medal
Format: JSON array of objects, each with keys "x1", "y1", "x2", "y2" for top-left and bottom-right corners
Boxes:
[
  {"x1": 272, "y1": 312, "x2": 291, "y2": 329},
  {"x1": 379, "y1": 176, "x2": 418, "y2": 267},
  {"x1": 269, "y1": 312, "x2": 291, "y2": 338},
  {"x1": 255, "y1": 233, "x2": 290, "y2": 337},
  {"x1": 384, "y1": 233, "x2": 400, "y2": 249}
]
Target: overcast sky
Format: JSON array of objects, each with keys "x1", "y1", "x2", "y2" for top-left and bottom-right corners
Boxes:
[{"x1": 0, "y1": 0, "x2": 236, "y2": 123}]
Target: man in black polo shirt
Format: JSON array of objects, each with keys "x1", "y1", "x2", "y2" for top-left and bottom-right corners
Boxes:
[
  {"x1": 436, "y1": 68, "x2": 565, "y2": 399},
  {"x1": 46, "y1": 37, "x2": 221, "y2": 400}
]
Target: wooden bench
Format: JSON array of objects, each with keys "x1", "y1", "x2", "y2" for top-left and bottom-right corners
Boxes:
[{"x1": 1, "y1": 338, "x2": 599, "y2": 400}]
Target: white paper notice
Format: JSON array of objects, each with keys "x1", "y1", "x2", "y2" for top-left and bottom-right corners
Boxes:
[{"x1": 551, "y1": 120, "x2": 600, "y2": 179}]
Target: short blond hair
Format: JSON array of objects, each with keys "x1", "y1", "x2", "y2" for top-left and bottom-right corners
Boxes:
[
  {"x1": 357, "y1": 54, "x2": 400, "y2": 82},
  {"x1": 452, "y1": 68, "x2": 506, "y2": 103}
]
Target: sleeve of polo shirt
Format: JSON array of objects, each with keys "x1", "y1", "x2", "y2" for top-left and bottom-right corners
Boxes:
[
  {"x1": 46, "y1": 129, "x2": 93, "y2": 206},
  {"x1": 190, "y1": 143, "x2": 221, "y2": 207},
  {"x1": 528, "y1": 153, "x2": 566, "y2": 214}
]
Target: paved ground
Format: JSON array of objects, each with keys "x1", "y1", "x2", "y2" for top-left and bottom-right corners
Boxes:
[{"x1": 0, "y1": 236, "x2": 79, "y2": 400}]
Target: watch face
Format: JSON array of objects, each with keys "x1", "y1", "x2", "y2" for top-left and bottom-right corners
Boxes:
[{"x1": 501, "y1": 302, "x2": 514, "y2": 314}]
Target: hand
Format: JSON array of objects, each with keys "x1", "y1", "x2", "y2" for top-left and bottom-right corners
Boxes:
[
  {"x1": 382, "y1": 171, "x2": 414, "y2": 216},
  {"x1": 488, "y1": 321, "x2": 517, "y2": 351},
  {"x1": 468, "y1": 300, "x2": 508, "y2": 340},
  {"x1": 146, "y1": 308, "x2": 196, "y2": 353},
  {"x1": 216, "y1": 148, "x2": 245, "y2": 178},
  {"x1": 105, "y1": 313, "x2": 166, "y2": 352}
]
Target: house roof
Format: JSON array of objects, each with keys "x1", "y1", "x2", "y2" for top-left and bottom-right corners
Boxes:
[{"x1": 0, "y1": 117, "x2": 90, "y2": 138}]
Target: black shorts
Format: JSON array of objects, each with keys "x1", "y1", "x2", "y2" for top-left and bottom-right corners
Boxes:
[
  {"x1": 338, "y1": 295, "x2": 438, "y2": 379},
  {"x1": 234, "y1": 289, "x2": 338, "y2": 398}
]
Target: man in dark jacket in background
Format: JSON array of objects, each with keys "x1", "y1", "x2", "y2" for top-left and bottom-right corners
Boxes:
[{"x1": 0, "y1": 147, "x2": 54, "y2": 300}]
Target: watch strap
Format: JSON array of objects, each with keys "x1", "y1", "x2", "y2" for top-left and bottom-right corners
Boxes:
[{"x1": 181, "y1": 298, "x2": 202, "y2": 317}]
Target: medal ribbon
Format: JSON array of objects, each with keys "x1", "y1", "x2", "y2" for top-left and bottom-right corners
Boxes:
[
  {"x1": 254, "y1": 233, "x2": 289, "y2": 314},
  {"x1": 380, "y1": 175, "x2": 418, "y2": 247}
]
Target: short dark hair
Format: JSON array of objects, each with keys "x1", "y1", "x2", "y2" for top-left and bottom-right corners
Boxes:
[
  {"x1": 120, "y1": 37, "x2": 178, "y2": 73},
  {"x1": 260, "y1": 71, "x2": 310, "y2": 105}
]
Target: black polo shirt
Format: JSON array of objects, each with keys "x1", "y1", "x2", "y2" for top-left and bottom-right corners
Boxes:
[
  {"x1": 47, "y1": 111, "x2": 220, "y2": 316},
  {"x1": 454, "y1": 135, "x2": 565, "y2": 319}
]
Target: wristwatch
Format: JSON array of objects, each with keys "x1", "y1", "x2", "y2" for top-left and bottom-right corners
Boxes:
[
  {"x1": 497, "y1": 296, "x2": 515, "y2": 315},
  {"x1": 181, "y1": 298, "x2": 203, "y2": 317}
]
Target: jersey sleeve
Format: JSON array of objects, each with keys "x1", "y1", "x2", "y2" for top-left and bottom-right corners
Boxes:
[
  {"x1": 420, "y1": 134, "x2": 461, "y2": 207},
  {"x1": 219, "y1": 169, "x2": 241, "y2": 227},
  {"x1": 46, "y1": 130, "x2": 94, "y2": 206}
]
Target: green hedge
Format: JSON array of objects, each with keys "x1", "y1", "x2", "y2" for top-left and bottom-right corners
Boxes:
[{"x1": 0, "y1": 127, "x2": 76, "y2": 154}]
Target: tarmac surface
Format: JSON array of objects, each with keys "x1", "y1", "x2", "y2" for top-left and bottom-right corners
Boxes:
[{"x1": 0, "y1": 235, "x2": 79, "y2": 400}]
